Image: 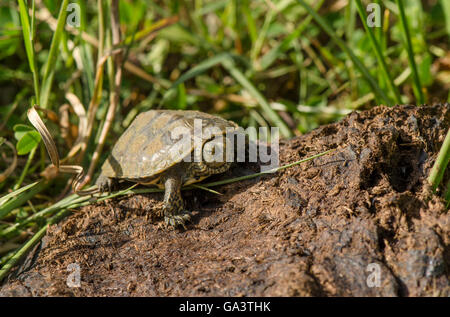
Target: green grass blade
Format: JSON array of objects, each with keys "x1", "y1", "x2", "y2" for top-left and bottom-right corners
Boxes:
[
  {"x1": 345, "y1": 0, "x2": 356, "y2": 42},
  {"x1": 91, "y1": 150, "x2": 335, "y2": 196},
  {"x1": 171, "y1": 52, "x2": 230, "y2": 88},
  {"x1": 394, "y1": 0, "x2": 424, "y2": 104},
  {"x1": 0, "y1": 181, "x2": 48, "y2": 219},
  {"x1": 428, "y1": 128, "x2": 450, "y2": 192},
  {"x1": 166, "y1": 53, "x2": 230, "y2": 106},
  {"x1": 127, "y1": 149, "x2": 334, "y2": 191},
  {"x1": 250, "y1": 6, "x2": 275, "y2": 62},
  {"x1": 220, "y1": 56, "x2": 293, "y2": 138},
  {"x1": 445, "y1": 179, "x2": 450, "y2": 206},
  {"x1": 78, "y1": 0, "x2": 95, "y2": 103},
  {"x1": 30, "y1": 0, "x2": 36, "y2": 42},
  {"x1": 295, "y1": 0, "x2": 390, "y2": 105},
  {"x1": 17, "y1": 0, "x2": 40, "y2": 102},
  {"x1": 355, "y1": 0, "x2": 401, "y2": 105},
  {"x1": 259, "y1": 0, "x2": 325, "y2": 71},
  {"x1": 0, "y1": 207, "x2": 70, "y2": 282},
  {"x1": 250, "y1": 0, "x2": 293, "y2": 62},
  {"x1": 0, "y1": 181, "x2": 40, "y2": 207},
  {"x1": 17, "y1": 0, "x2": 34, "y2": 72},
  {"x1": 191, "y1": 184, "x2": 222, "y2": 195},
  {"x1": 40, "y1": 0, "x2": 70, "y2": 109},
  {"x1": 0, "y1": 222, "x2": 47, "y2": 282},
  {"x1": 170, "y1": 53, "x2": 292, "y2": 137},
  {"x1": 195, "y1": 0, "x2": 228, "y2": 17},
  {"x1": 13, "y1": 145, "x2": 37, "y2": 190},
  {"x1": 441, "y1": 0, "x2": 450, "y2": 36},
  {"x1": 241, "y1": 0, "x2": 257, "y2": 44},
  {"x1": 0, "y1": 193, "x2": 86, "y2": 238},
  {"x1": 199, "y1": 149, "x2": 335, "y2": 188}
]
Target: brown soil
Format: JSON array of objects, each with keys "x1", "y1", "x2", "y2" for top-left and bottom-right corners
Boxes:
[{"x1": 1, "y1": 104, "x2": 449, "y2": 297}]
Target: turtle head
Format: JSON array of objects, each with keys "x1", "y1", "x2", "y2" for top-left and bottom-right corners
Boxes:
[{"x1": 202, "y1": 136, "x2": 230, "y2": 169}]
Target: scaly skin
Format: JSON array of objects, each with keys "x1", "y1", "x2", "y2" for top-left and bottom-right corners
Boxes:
[
  {"x1": 160, "y1": 174, "x2": 191, "y2": 229},
  {"x1": 96, "y1": 154, "x2": 232, "y2": 229},
  {"x1": 94, "y1": 110, "x2": 240, "y2": 229},
  {"x1": 160, "y1": 159, "x2": 232, "y2": 229}
]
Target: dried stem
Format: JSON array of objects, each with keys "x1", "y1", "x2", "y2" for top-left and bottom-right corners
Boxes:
[
  {"x1": 83, "y1": 0, "x2": 124, "y2": 186},
  {"x1": 34, "y1": 2, "x2": 176, "y2": 88}
]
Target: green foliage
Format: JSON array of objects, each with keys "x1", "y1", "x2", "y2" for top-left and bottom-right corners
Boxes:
[
  {"x1": 13, "y1": 124, "x2": 41, "y2": 155},
  {"x1": 441, "y1": 0, "x2": 450, "y2": 36}
]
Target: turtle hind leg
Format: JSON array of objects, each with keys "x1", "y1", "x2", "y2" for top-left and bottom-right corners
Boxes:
[{"x1": 161, "y1": 175, "x2": 191, "y2": 229}]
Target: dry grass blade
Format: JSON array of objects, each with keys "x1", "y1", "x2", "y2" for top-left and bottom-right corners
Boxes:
[
  {"x1": 58, "y1": 165, "x2": 91, "y2": 194},
  {"x1": 123, "y1": 61, "x2": 169, "y2": 88},
  {"x1": 0, "y1": 139, "x2": 18, "y2": 183},
  {"x1": 27, "y1": 106, "x2": 60, "y2": 168},
  {"x1": 58, "y1": 104, "x2": 71, "y2": 147},
  {"x1": 123, "y1": 15, "x2": 179, "y2": 45},
  {"x1": 190, "y1": 184, "x2": 222, "y2": 195},
  {"x1": 27, "y1": 106, "x2": 97, "y2": 195},
  {"x1": 34, "y1": 0, "x2": 98, "y2": 46},
  {"x1": 64, "y1": 92, "x2": 87, "y2": 160},
  {"x1": 34, "y1": 0, "x2": 175, "y2": 89},
  {"x1": 83, "y1": 0, "x2": 124, "y2": 187},
  {"x1": 79, "y1": 48, "x2": 123, "y2": 164},
  {"x1": 32, "y1": 1, "x2": 125, "y2": 192}
]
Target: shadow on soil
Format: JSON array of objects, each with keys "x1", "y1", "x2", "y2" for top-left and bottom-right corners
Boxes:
[{"x1": 1, "y1": 104, "x2": 449, "y2": 296}]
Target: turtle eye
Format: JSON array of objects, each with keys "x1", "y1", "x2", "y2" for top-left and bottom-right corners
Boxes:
[{"x1": 203, "y1": 138, "x2": 224, "y2": 163}]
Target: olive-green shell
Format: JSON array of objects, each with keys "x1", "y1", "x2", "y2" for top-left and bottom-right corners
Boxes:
[{"x1": 100, "y1": 110, "x2": 238, "y2": 179}]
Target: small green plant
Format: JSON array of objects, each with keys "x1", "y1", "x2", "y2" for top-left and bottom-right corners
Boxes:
[
  {"x1": 428, "y1": 129, "x2": 450, "y2": 195},
  {"x1": 13, "y1": 124, "x2": 41, "y2": 155}
]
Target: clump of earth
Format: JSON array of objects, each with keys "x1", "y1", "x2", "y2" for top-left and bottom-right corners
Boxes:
[{"x1": 1, "y1": 104, "x2": 449, "y2": 296}]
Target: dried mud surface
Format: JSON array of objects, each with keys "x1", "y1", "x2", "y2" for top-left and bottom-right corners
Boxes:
[{"x1": 1, "y1": 104, "x2": 449, "y2": 297}]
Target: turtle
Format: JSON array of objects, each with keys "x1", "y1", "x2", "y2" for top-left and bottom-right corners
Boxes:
[{"x1": 95, "y1": 110, "x2": 240, "y2": 228}]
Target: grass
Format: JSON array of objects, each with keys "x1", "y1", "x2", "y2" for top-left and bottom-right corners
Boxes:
[
  {"x1": 0, "y1": 0, "x2": 449, "y2": 280},
  {"x1": 354, "y1": 0, "x2": 401, "y2": 104},
  {"x1": 394, "y1": 0, "x2": 424, "y2": 104}
]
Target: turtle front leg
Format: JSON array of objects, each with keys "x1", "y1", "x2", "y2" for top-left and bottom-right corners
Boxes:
[
  {"x1": 162, "y1": 176, "x2": 191, "y2": 229},
  {"x1": 95, "y1": 174, "x2": 117, "y2": 194}
]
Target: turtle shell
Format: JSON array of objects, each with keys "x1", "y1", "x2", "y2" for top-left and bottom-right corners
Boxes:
[{"x1": 100, "y1": 110, "x2": 239, "y2": 180}]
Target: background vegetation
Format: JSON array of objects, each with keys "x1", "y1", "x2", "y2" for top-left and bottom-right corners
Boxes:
[{"x1": 0, "y1": 0, "x2": 449, "y2": 280}]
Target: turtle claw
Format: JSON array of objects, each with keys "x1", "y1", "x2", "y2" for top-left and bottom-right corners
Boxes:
[{"x1": 164, "y1": 211, "x2": 192, "y2": 230}]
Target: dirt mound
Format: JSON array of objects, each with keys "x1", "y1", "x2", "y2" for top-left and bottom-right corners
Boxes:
[{"x1": 1, "y1": 104, "x2": 449, "y2": 297}]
